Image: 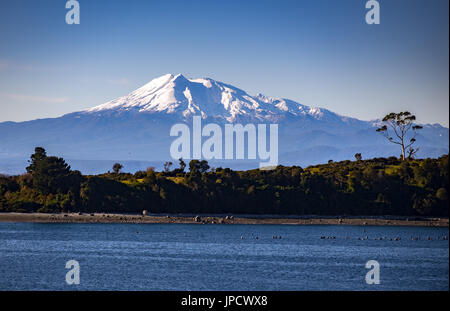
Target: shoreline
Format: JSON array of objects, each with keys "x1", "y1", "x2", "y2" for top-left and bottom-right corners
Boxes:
[{"x1": 0, "y1": 212, "x2": 448, "y2": 227}]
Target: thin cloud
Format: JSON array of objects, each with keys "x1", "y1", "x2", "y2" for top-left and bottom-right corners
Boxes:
[
  {"x1": 108, "y1": 78, "x2": 130, "y2": 85},
  {"x1": 0, "y1": 60, "x2": 8, "y2": 71},
  {"x1": 4, "y1": 93, "x2": 69, "y2": 104},
  {"x1": 0, "y1": 60, "x2": 71, "y2": 72},
  {"x1": 14, "y1": 64, "x2": 72, "y2": 72}
]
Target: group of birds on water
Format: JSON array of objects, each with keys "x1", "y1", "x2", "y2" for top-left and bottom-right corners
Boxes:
[
  {"x1": 134, "y1": 230, "x2": 448, "y2": 242},
  {"x1": 320, "y1": 234, "x2": 448, "y2": 241},
  {"x1": 239, "y1": 234, "x2": 448, "y2": 241},
  {"x1": 317, "y1": 228, "x2": 449, "y2": 241},
  {"x1": 238, "y1": 233, "x2": 449, "y2": 241},
  {"x1": 320, "y1": 236, "x2": 448, "y2": 241},
  {"x1": 240, "y1": 235, "x2": 282, "y2": 240}
]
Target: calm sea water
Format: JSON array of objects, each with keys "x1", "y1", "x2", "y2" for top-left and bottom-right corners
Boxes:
[{"x1": 0, "y1": 223, "x2": 448, "y2": 290}]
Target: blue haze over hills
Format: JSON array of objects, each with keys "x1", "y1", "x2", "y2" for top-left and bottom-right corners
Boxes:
[{"x1": 0, "y1": 74, "x2": 448, "y2": 175}]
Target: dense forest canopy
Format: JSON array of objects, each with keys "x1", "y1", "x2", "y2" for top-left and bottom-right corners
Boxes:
[{"x1": 0, "y1": 147, "x2": 448, "y2": 216}]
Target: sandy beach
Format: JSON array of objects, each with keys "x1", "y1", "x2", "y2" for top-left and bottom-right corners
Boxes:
[{"x1": 0, "y1": 212, "x2": 448, "y2": 227}]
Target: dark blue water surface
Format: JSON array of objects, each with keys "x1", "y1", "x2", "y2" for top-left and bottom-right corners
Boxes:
[{"x1": 0, "y1": 223, "x2": 448, "y2": 290}]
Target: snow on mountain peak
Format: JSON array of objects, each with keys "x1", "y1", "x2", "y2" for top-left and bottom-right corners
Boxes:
[{"x1": 85, "y1": 73, "x2": 335, "y2": 122}]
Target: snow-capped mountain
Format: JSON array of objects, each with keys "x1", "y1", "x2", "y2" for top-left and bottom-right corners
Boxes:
[
  {"x1": 83, "y1": 73, "x2": 363, "y2": 125},
  {"x1": 0, "y1": 74, "x2": 448, "y2": 174}
]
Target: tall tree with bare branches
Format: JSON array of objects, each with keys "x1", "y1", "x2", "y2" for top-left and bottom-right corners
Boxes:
[{"x1": 376, "y1": 112, "x2": 423, "y2": 160}]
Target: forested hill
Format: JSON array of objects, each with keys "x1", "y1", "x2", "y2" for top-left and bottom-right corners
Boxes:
[{"x1": 0, "y1": 148, "x2": 448, "y2": 217}]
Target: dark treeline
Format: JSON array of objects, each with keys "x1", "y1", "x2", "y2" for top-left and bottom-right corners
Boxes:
[{"x1": 0, "y1": 147, "x2": 448, "y2": 216}]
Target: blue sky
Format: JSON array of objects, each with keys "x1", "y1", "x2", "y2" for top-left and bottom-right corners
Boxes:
[{"x1": 0, "y1": 0, "x2": 448, "y2": 126}]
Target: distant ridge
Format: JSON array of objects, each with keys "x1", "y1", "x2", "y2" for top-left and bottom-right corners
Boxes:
[{"x1": 0, "y1": 73, "x2": 448, "y2": 174}]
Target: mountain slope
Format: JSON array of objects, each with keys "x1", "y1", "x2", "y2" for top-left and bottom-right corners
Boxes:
[{"x1": 84, "y1": 74, "x2": 366, "y2": 125}]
